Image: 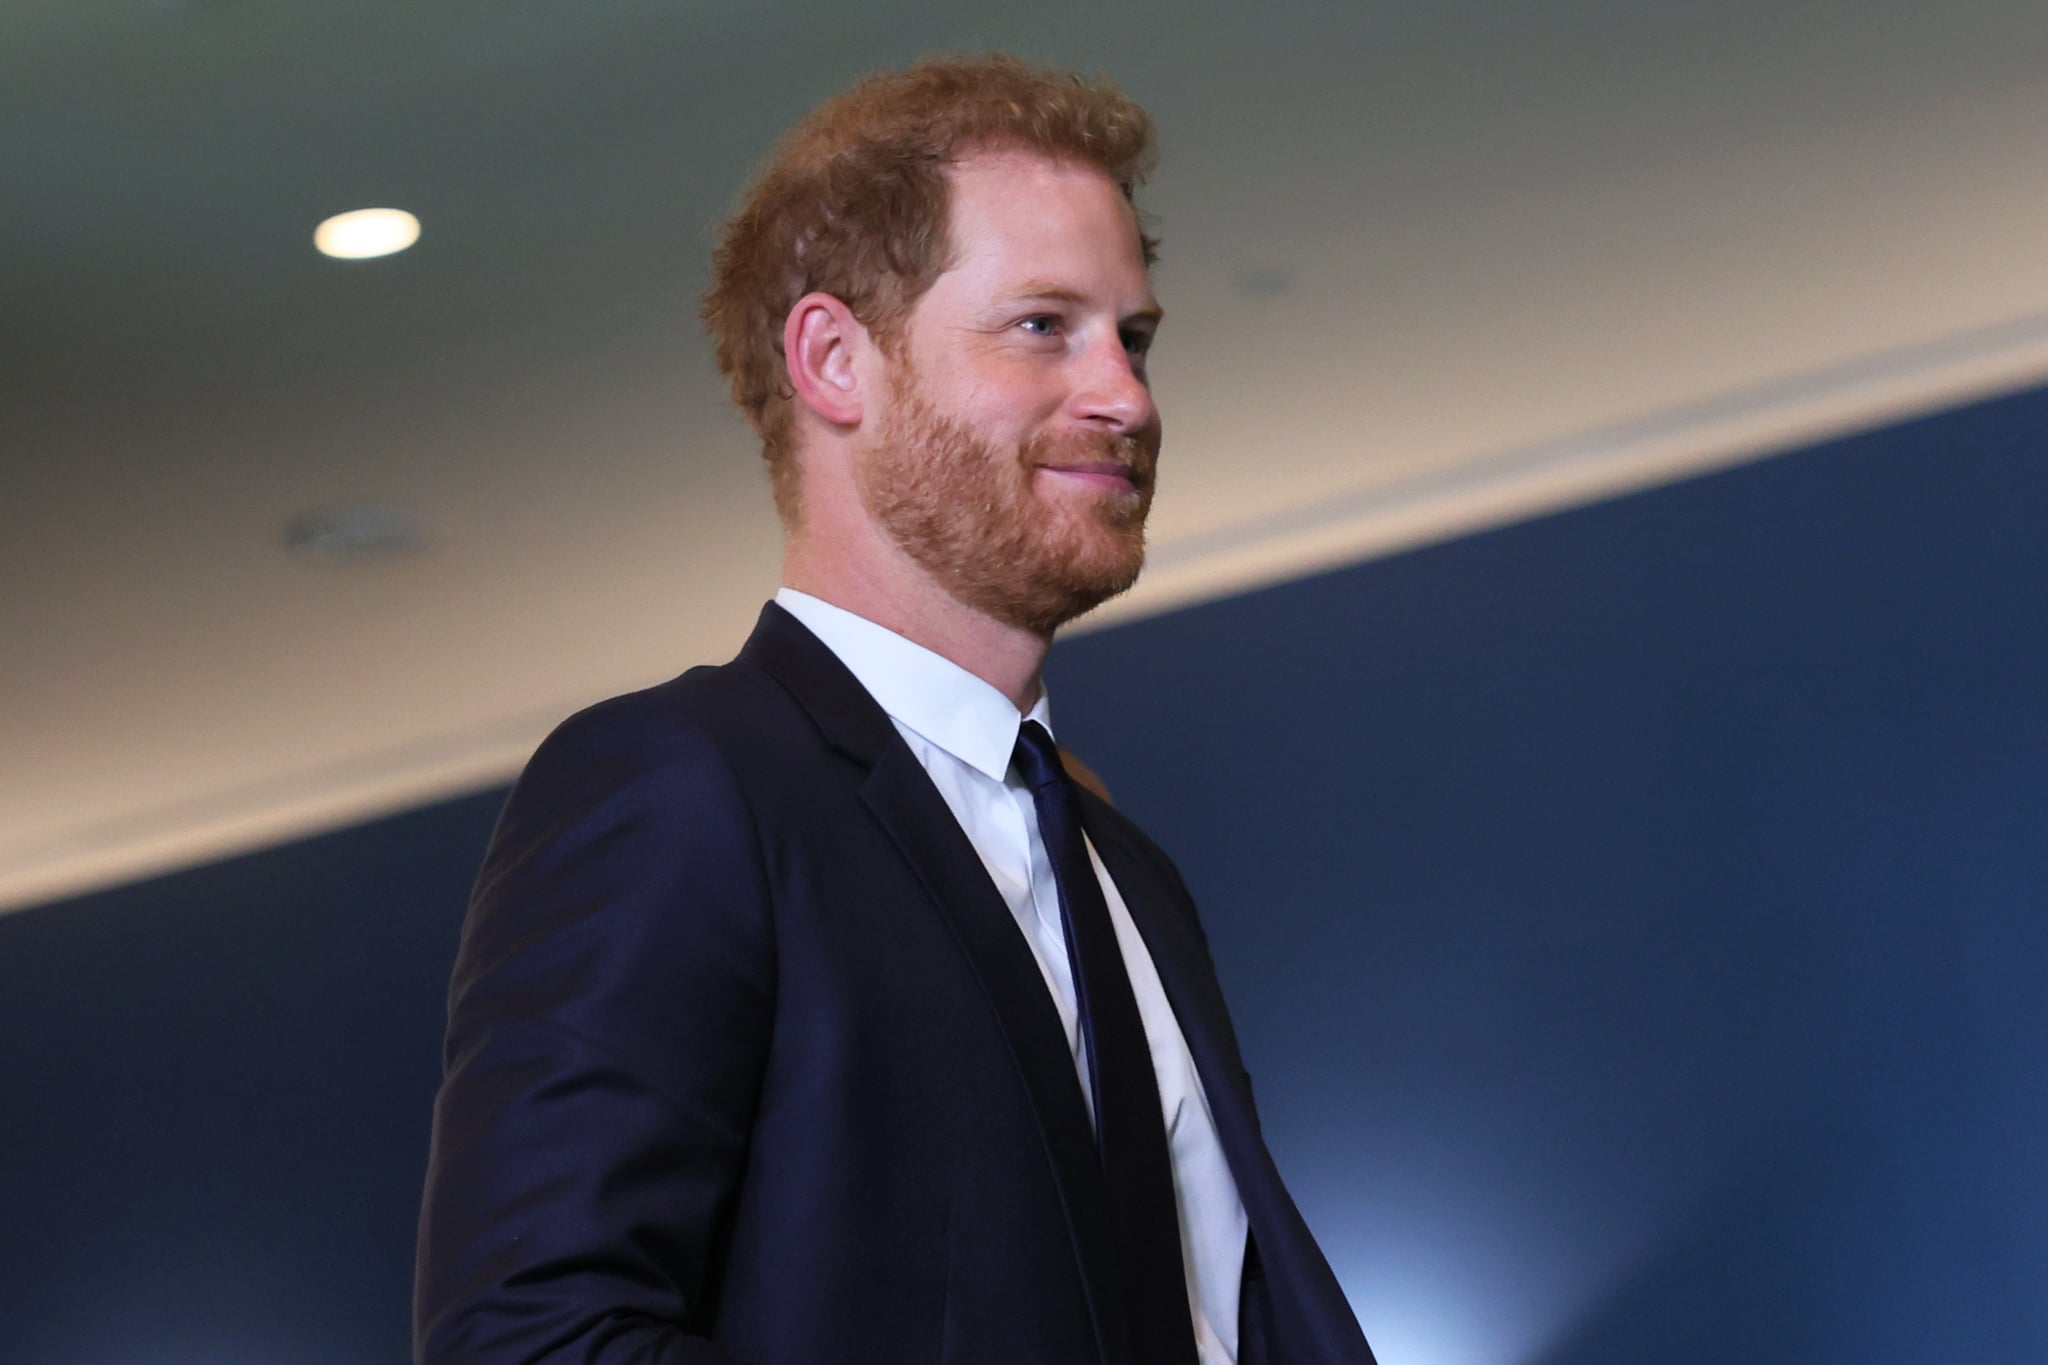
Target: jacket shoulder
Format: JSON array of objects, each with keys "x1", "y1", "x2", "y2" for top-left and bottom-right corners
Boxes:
[{"x1": 509, "y1": 656, "x2": 806, "y2": 804}]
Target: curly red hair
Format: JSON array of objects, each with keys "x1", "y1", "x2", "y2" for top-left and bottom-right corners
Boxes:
[{"x1": 700, "y1": 53, "x2": 1159, "y2": 523}]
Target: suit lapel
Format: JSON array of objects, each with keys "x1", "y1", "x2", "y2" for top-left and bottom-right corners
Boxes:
[
  {"x1": 1082, "y1": 797, "x2": 1377, "y2": 1365},
  {"x1": 1076, "y1": 799, "x2": 1256, "y2": 1132},
  {"x1": 740, "y1": 604, "x2": 1131, "y2": 1364}
]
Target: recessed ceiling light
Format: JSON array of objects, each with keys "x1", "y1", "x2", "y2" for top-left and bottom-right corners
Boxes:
[
  {"x1": 285, "y1": 504, "x2": 423, "y2": 565},
  {"x1": 313, "y1": 207, "x2": 421, "y2": 260}
]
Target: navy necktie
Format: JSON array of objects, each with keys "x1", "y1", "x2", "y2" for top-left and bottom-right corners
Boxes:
[{"x1": 1012, "y1": 720, "x2": 1198, "y2": 1365}]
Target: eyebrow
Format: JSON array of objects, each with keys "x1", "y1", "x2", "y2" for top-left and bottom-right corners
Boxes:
[{"x1": 1008, "y1": 281, "x2": 1164, "y2": 325}]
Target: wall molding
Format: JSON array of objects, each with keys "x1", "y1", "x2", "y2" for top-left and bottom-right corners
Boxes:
[
  {"x1": 9, "y1": 313, "x2": 2048, "y2": 915},
  {"x1": 1088, "y1": 309, "x2": 2048, "y2": 630}
]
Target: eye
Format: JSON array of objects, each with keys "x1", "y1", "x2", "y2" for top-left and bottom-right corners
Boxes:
[
  {"x1": 1120, "y1": 326, "x2": 1154, "y2": 357},
  {"x1": 1017, "y1": 314, "x2": 1060, "y2": 337}
]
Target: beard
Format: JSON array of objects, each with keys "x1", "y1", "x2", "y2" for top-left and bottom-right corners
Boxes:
[{"x1": 855, "y1": 369, "x2": 1158, "y2": 637}]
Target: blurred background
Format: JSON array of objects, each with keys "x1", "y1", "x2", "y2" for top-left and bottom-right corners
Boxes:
[{"x1": 3, "y1": 2, "x2": 2045, "y2": 1361}]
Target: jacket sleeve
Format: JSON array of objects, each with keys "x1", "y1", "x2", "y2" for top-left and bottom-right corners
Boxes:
[{"x1": 414, "y1": 698, "x2": 775, "y2": 1363}]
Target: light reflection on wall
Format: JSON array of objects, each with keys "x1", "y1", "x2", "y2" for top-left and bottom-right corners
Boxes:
[{"x1": 1051, "y1": 392, "x2": 2048, "y2": 1364}]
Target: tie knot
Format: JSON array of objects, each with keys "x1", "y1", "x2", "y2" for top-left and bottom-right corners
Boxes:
[{"x1": 1011, "y1": 719, "x2": 1067, "y2": 793}]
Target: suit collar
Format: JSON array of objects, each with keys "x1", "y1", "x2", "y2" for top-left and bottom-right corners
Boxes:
[
  {"x1": 737, "y1": 600, "x2": 899, "y2": 765},
  {"x1": 772, "y1": 588, "x2": 1050, "y2": 783}
]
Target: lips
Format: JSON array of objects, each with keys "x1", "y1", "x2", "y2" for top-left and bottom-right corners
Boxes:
[
  {"x1": 1025, "y1": 429, "x2": 1157, "y2": 497},
  {"x1": 1039, "y1": 460, "x2": 1136, "y2": 480},
  {"x1": 1036, "y1": 464, "x2": 1140, "y2": 497}
]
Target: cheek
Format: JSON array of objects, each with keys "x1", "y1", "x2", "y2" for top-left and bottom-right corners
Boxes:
[
  {"x1": 983, "y1": 390, "x2": 1065, "y2": 446},
  {"x1": 949, "y1": 356, "x2": 1065, "y2": 422}
]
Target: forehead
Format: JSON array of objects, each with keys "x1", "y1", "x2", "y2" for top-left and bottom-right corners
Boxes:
[{"x1": 932, "y1": 150, "x2": 1152, "y2": 298}]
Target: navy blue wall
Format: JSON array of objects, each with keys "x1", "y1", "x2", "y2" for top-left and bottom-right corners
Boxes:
[
  {"x1": 1049, "y1": 385, "x2": 2048, "y2": 1363},
  {"x1": 1, "y1": 795, "x2": 502, "y2": 1365},
  {"x1": 4, "y1": 382, "x2": 2044, "y2": 1363}
]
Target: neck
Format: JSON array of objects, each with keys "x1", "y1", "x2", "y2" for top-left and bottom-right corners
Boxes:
[{"x1": 783, "y1": 539, "x2": 1051, "y2": 713}]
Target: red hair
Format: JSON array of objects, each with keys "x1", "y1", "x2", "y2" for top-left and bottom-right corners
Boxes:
[{"x1": 700, "y1": 53, "x2": 1158, "y2": 522}]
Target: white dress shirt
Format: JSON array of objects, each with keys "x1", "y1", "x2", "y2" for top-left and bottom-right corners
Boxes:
[{"x1": 776, "y1": 588, "x2": 1248, "y2": 1363}]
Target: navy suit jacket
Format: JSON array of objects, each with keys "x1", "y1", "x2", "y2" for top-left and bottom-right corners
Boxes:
[{"x1": 415, "y1": 603, "x2": 1374, "y2": 1364}]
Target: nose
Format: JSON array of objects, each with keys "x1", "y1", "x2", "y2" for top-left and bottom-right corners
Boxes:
[{"x1": 1074, "y1": 336, "x2": 1159, "y2": 439}]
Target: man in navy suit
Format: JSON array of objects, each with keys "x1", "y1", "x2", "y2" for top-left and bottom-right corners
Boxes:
[{"x1": 415, "y1": 54, "x2": 1374, "y2": 1365}]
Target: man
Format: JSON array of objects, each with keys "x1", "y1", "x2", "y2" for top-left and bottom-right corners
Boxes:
[{"x1": 415, "y1": 54, "x2": 1374, "y2": 1365}]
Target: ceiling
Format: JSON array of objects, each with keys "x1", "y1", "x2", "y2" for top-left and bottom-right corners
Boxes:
[{"x1": 5, "y1": 0, "x2": 2047, "y2": 913}]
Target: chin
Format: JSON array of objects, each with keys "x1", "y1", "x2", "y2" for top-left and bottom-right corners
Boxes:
[
  {"x1": 982, "y1": 522, "x2": 1148, "y2": 636},
  {"x1": 857, "y1": 377, "x2": 1156, "y2": 634}
]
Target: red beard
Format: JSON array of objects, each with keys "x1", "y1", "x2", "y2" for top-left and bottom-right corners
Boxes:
[{"x1": 857, "y1": 374, "x2": 1158, "y2": 636}]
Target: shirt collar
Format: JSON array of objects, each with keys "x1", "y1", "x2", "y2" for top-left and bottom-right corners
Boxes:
[{"x1": 775, "y1": 588, "x2": 1053, "y2": 783}]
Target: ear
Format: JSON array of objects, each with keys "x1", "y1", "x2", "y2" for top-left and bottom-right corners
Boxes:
[{"x1": 783, "y1": 292, "x2": 870, "y2": 428}]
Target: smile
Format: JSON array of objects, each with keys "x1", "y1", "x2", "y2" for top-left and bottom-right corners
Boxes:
[{"x1": 1035, "y1": 462, "x2": 1138, "y2": 492}]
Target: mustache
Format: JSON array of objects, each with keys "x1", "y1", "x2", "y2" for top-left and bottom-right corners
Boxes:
[{"x1": 1022, "y1": 429, "x2": 1158, "y2": 494}]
